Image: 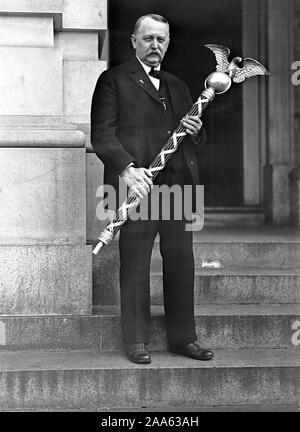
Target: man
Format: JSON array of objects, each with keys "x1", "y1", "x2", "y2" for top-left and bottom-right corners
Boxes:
[{"x1": 91, "y1": 14, "x2": 214, "y2": 364}]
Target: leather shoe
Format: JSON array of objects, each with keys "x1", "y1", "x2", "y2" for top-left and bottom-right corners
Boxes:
[
  {"x1": 170, "y1": 342, "x2": 214, "y2": 361},
  {"x1": 125, "y1": 343, "x2": 151, "y2": 364}
]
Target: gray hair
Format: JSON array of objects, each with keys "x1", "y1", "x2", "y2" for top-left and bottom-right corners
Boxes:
[{"x1": 133, "y1": 14, "x2": 169, "y2": 35}]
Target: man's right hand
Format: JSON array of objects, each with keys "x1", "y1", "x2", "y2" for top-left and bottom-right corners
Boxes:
[{"x1": 121, "y1": 166, "x2": 153, "y2": 199}]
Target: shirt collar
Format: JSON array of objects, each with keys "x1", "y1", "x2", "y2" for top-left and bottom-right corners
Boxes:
[{"x1": 136, "y1": 55, "x2": 161, "y2": 75}]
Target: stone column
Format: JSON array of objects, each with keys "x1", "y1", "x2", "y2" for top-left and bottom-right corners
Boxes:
[
  {"x1": 289, "y1": 0, "x2": 300, "y2": 226},
  {"x1": 264, "y1": 0, "x2": 296, "y2": 225},
  {"x1": 0, "y1": 1, "x2": 107, "y2": 316},
  {"x1": 242, "y1": 0, "x2": 261, "y2": 206}
]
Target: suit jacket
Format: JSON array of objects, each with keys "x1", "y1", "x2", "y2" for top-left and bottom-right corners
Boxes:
[{"x1": 90, "y1": 56, "x2": 203, "y2": 198}]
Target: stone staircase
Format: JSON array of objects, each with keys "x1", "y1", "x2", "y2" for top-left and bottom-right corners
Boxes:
[{"x1": 0, "y1": 227, "x2": 299, "y2": 411}]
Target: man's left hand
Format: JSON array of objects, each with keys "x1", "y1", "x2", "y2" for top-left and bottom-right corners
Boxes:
[{"x1": 181, "y1": 116, "x2": 202, "y2": 138}]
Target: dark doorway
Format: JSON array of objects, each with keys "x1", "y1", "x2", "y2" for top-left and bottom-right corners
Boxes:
[{"x1": 108, "y1": 0, "x2": 243, "y2": 206}]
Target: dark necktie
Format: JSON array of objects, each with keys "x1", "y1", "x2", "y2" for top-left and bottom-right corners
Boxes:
[{"x1": 149, "y1": 67, "x2": 162, "y2": 79}]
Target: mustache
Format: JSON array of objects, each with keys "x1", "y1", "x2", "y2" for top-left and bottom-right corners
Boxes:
[{"x1": 147, "y1": 51, "x2": 161, "y2": 56}]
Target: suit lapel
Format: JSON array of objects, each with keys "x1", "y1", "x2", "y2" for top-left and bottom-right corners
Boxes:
[
  {"x1": 129, "y1": 57, "x2": 162, "y2": 104},
  {"x1": 128, "y1": 57, "x2": 182, "y2": 117}
]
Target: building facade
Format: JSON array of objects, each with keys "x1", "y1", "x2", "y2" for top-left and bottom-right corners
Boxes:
[{"x1": 0, "y1": 0, "x2": 298, "y2": 410}]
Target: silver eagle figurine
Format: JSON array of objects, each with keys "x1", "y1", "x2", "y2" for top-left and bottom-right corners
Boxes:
[{"x1": 205, "y1": 44, "x2": 270, "y2": 83}]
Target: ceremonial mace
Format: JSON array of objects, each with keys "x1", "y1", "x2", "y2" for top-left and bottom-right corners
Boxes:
[{"x1": 92, "y1": 44, "x2": 270, "y2": 255}]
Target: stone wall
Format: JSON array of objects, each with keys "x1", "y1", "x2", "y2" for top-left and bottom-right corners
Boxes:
[{"x1": 0, "y1": 0, "x2": 108, "y2": 315}]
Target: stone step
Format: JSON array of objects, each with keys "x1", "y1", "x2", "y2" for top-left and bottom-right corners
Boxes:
[
  {"x1": 93, "y1": 227, "x2": 300, "y2": 270},
  {"x1": 204, "y1": 206, "x2": 265, "y2": 227},
  {"x1": 97, "y1": 268, "x2": 300, "y2": 306},
  {"x1": 92, "y1": 227, "x2": 300, "y2": 306},
  {"x1": 0, "y1": 349, "x2": 298, "y2": 410},
  {"x1": 4, "y1": 404, "x2": 298, "y2": 412},
  {"x1": 98, "y1": 304, "x2": 300, "y2": 351},
  {"x1": 180, "y1": 226, "x2": 300, "y2": 269},
  {"x1": 1, "y1": 305, "x2": 299, "y2": 352},
  {"x1": 153, "y1": 242, "x2": 300, "y2": 271}
]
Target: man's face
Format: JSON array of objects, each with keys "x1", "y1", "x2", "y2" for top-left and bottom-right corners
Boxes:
[{"x1": 131, "y1": 17, "x2": 170, "y2": 67}]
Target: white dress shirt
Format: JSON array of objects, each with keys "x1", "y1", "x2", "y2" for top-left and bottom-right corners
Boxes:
[{"x1": 136, "y1": 55, "x2": 161, "y2": 90}]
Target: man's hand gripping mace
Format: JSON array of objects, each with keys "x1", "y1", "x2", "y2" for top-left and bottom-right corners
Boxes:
[{"x1": 92, "y1": 44, "x2": 270, "y2": 254}]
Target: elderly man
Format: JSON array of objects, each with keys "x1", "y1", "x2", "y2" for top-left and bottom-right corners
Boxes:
[{"x1": 91, "y1": 14, "x2": 214, "y2": 364}]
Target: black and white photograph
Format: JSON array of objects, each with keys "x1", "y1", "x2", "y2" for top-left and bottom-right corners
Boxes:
[{"x1": 0, "y1": 0, "x2": 299, "y2": 418}]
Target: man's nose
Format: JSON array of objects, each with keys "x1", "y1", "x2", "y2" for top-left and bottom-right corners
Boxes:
[{"x1": 151, "y1": 39, "x2": 158, "y2": 49}]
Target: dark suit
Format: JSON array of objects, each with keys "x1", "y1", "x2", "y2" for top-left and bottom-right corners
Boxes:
[{"x1": 91, "y1": 56, "x2": 203, "y2": 347}]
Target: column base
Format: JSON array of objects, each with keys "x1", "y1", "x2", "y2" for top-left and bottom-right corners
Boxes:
[
  {"x1": 0, "y1": 245, "x2": 92, "y2": 315},
  {"x1": 289, "y1": 166, "x2": 300, "y2": 226}
]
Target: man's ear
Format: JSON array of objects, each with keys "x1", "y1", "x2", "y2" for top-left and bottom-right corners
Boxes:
[{"x1": 131, "y1": 34, "x2": 137, "y2": 50}]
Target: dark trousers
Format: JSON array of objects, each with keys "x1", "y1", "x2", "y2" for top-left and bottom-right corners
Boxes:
[{"x1": 119, "y1": 168, "x2": 197, "y2": 348}]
